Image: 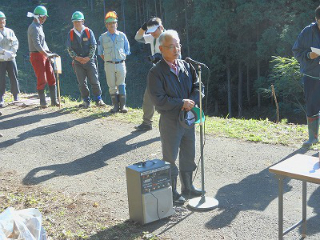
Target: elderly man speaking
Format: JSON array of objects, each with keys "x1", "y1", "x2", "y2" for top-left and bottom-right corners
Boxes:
[{"x1": 147, "y1": 30, "x2": 203, "y2": 204}]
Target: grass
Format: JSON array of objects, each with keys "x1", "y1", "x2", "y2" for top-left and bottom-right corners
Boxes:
[{"x1": 53, "y1": 95, "x2": 312, "y2": 149}]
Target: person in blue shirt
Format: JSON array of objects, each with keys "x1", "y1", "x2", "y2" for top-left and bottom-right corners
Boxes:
[
  {"x1": 293, "y1": 5, "x2": 320, "y2": 147},
  {"x1": 98, "y1": 11, "x2": 130, "y2": 113},
  {"x1": 66, "y1": 11, "x2": 105, "y2": 108}
]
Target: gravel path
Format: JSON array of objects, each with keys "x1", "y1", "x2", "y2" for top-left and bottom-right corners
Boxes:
[{"x1": 0, "y1": 104, "x2": 320, "y2": 240}]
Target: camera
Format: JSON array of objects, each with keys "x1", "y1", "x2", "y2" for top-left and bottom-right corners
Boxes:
[{"x1": 147, "y1": 53, "x2": 162, "y2": 64}]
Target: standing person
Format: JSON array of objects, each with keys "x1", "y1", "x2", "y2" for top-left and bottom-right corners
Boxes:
[
  {"x1": 147, "y1": 30, "x2": 203, "y2": 204},
  {"x1": 66, "y1": 11, "x2": 105, "y2": 108},
  {"x1": 134, "y1": 17, "x2": 164, "y2": 131},
  {"x1": 27, "y1": 6, "x2": 59, "y2": 108},
  {"x1": 98, "y1": 11, "x2": 130, "y2": 113},
  {"x1": 0, "y1": 11, "x2": 19, "y2": 108},
  {"x1": 293, "y1": 5, "x2": 320, "y2": 147}
]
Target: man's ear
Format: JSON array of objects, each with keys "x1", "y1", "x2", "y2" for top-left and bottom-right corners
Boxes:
[{"x1": 159, "y1": 45, "x2": 163, "y2": 53}]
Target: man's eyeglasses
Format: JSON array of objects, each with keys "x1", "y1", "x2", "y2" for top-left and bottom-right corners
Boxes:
[{"x1": 162, "y1": 44, "x2": 182, "y2": 51}]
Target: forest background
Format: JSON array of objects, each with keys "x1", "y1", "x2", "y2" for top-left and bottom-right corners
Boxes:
[{"x1": 2, "y1": 0, "x2": 317, "y2": 123}]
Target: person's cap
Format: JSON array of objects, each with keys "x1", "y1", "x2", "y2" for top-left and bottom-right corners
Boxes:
[
  {"x1": 71, "y1": 11, "x2": 84, "y2": 21},
  {"x1": 146, "y1": 24, "x2": 159, "y2": 33},
  {"x1": 105, "y1": 11, "x2": 118, "y2": 23},
  {"x1": 33, "y1": 6, "x2": 48, "y2": 17},
  {"x1": 179, "y1": 107, "x2": 205, "y2": 129},
  {"x1": 0, "y1": 11, "x2": 6, "y2": 19}
]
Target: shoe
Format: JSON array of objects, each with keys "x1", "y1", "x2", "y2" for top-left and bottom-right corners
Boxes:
[
  {"x1": 134, "y1": 123, "x2": 152, "y2": 131},
  {"x1": 79, "y1": 101, "x2": 90, "y2": 108},
  {"x1": 13, "y1": 95, "x2": 19, "y2": 101},
  {"x1": 95, "y1": 99, "x2": 106, "y2": 107},
  {"x1": 0, "y1": 100, "x2": 4, "y2": 108}
]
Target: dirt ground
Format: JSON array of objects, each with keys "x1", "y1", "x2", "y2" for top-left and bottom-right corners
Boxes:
[{"x1": 1, "y1": 102, "x2": 320, "y2": 240}]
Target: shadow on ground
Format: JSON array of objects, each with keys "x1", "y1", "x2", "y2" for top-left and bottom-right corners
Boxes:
[
  {"x1": 205, "y1": 148, "x2": 310, "y2": 230},
  {"x1": 22, "y1": 131, "x2": 160, "y2": 185}
]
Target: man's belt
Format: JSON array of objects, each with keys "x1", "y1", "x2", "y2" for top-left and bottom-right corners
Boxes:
[{"x1": 106, "y1": 60, "x2": 124, "y2": 64}]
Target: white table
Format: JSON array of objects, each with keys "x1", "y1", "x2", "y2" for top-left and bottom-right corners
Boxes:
[{"x1": 269, "y1": 154, "x2": 320, "y2": 239}]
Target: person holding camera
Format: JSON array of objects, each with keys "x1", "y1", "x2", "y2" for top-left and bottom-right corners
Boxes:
[{"x1": 134, "y1": 17, "x2": 164, "y2": 131}]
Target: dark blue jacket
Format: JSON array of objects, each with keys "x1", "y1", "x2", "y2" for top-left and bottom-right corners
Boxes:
[
  {"x1": 66, "y1": 28, "x2": 96, "y2": 57},
  {"x1": 292, "y1": 22, "x2": 320, "y2": 78},
  {"x1": 147, "y1": 59, "x2": 201, "y2": 118}
]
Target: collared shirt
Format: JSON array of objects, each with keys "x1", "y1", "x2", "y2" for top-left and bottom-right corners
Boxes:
[
  {"x1": 0, "y1": 27, "x2": 19, "y2": 57},
  {"x1": 106, "y1": 30, "x2": 130, "y2": 56},
  {"x1": 164, "y1": 58, "x2": 179, "y2": 76},
  {"x1": 98, "y1": 30, "x2": 130, "y2": 62},
  {"x1": 73, "y1": 26, "x2": 85, "y2": 38}
]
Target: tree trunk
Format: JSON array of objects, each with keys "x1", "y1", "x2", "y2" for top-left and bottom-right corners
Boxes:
[
  {"x1": 257, "y1": 61, "x2": 261, "y2": 109},
  {"x1": 238, "y1": 62, "x2": 243, "y2": 117},
  {"x1": 246, "y1": 63, "x2": 250, "y2": 106},
  {"x1": 154, "y1": 0, "x2": 158, "y2": 16},
  {"x1": 184, "y1": 0, "x2": 190, "y2": 56},
  {"x1": 121, "y1": 0, "x2": 126, "y2": 32},
  {"x1": 227, "y1": 59, "x2": 232, "y2": 118}
]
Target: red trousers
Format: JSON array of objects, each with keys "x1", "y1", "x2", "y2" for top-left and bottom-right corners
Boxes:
[{"x1": 30, "y1": 52, "x2": 56, "y2": 90}]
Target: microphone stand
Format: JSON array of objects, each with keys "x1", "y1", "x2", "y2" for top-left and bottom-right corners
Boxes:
[{"x1": 188, "y1": 64, "x2": 219, "y2": 210}]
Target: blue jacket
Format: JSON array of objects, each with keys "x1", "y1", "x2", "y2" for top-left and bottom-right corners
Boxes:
[{"x1": 292, "y1": 22, "x2": 320, "y2": 78}]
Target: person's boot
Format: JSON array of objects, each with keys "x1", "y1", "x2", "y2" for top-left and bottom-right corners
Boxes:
[
  {"x1": 180, "y1": 171, "x2": 203, "y2": 197},
  {"x1": 119, "y1": 94, "x2": 128, "y2": 113},
  {"x1": 38, "y1": 89, "x2": 47, "y2": 108},
  {"x1": 110, "y1": 94, "x2": 119, "y2": 113},
  {"x1": 303, "y1": 114, "x2": 320, "y2": 148},
  {"x1": 171, "y1": 176, "x2": 186, "y2": 204},
  {"x1": 49, "y1": 85, "x2": 60, "y2": 107}
]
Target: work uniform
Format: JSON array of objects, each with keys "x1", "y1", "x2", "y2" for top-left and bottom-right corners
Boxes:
[
  {"x1": 27, "y1": 21, "x2": 56, "y2": 90},
  {"x1": 98, "y1": 30, "x2": 130, "y2": 95},
  {"x1": 0, "y1": 26, "x2": 19, "y2": 102},
  {"x1": 66, "y1": 26, "x2": 102, "y2": 103},
  {"x1": 135, "y1": 32, "x2": 161, "y2": 126},
  {"x1": 147, "y1": 59, "x2": 201, "y2": 177}
]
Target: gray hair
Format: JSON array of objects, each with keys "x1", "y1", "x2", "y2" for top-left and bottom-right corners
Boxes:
[{"x1": 159, "y1": 30, "x2": 180, "y2": 45}]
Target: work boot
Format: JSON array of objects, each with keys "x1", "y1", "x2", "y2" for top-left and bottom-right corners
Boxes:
[
  {"x1": 110, "y1": 94, "x2": 119, "y2": 113},
  {"x1": 79, "y1": 100, "x2": 90, "y2": 108},
  {"x1": 180, "y1": 171, "x2": 203, "y2": 197},
  {"x1": 95, "y1": 99, "x2": 106, "y2": 107},
  {"x1": 171, "y1": 176, "x2": 186, "y2": 204},
  {"x1": 119, "y1": 94, "x2": 128, "y2": 113},
  {"x1": 13, "y1": 95, "x2": 19, "y2": 101},
  {"x1": 49, "y1": 85, "x2": 60, "y2": 107},
  {"x1": 303, "y1": 114, "x2": 320, "y2": 148},
  {"x1": 38, "y1": 90, "x2": 47, "y2": 108},
  {"x1": 134, "y1": 123, "x2": 152, "y2": 131}
]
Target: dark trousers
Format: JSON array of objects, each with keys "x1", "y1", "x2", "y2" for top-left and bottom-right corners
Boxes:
[
  {"x1": 0, "y1": 59, "x2": 20, "y2": 99},
  {"x1": 303, "y1": 76, "x2": 320, "y2": 117},
  {"x1": 74, "y1": 59, "x2": 102, "y2": 100},
  {"x1": 159, "y1": 115, "x2": 197, "y2": 177}
]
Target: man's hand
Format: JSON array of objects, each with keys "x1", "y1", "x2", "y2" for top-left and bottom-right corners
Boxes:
[
  {"x1": 141, "y1": 21, "x2": 148, "y2": 31},
  {"x1": 182, "y1": 99, "x2": 195, "y2": 111},
  {"x1": 309, "y1": 52, "x2": 319, "y2": 59},
  {"x1": 82, "y1": 57, "x2": 90, "y2": 64}
]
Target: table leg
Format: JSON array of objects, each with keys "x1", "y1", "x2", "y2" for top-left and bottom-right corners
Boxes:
[
  {"x1": 302, "y1": 180, "x2": 307, "y2": 238},
  {"x1": 278, "y1": 176, "x2": 284, "y2": 240}
]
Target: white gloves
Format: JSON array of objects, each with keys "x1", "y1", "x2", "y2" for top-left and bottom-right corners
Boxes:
[{"x1": 3, "y1": 50, "x2": 13, "y2": 60}]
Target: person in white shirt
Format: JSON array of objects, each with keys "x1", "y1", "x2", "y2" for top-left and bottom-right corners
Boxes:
[
  {"x1": 0, "y1": 11, "x2": 19, "y2": 107},
  {"x1": 134, "y1": 17, "x2": 164, "y2": 130}
]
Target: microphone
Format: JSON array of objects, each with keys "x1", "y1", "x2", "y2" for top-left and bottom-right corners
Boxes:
[{"x1": 185, "y1": 57, "x2": 208, "y2": 68}]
